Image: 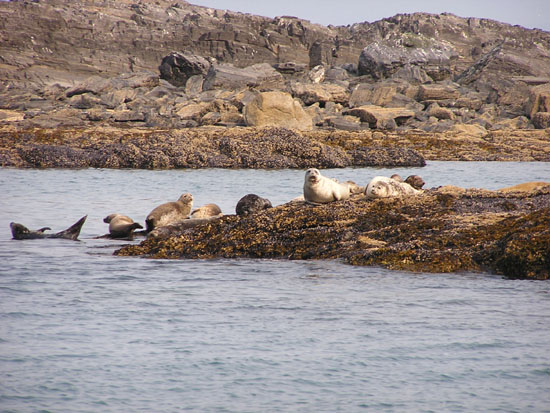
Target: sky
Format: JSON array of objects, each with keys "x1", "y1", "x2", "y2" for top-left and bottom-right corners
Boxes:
[{"x1": 188, "y1": 0, "x2": 550, "y2": 32}]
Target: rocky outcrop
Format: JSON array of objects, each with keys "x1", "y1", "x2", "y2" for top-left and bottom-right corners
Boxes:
[
  {"x1": 116, "y1": 185, "x2": 550, "y2": 280},
  {"x1": 243, "y1": 91, "x2": 313, "y2": 130}
]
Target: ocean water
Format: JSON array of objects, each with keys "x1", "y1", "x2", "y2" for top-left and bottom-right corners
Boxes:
[{"x1": 1, "y1": 162, "x2": 549, "y2": 412}]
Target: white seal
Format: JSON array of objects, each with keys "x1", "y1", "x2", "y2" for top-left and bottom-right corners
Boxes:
[
  {"x1": 365, "y1": 176, "x2": 421, "y2": 199},
  {"x1": 303, "y1": 168, "x2": 351, "y2": 204}
]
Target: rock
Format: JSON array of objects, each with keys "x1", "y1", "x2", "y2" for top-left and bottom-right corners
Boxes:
[
  {"x1": 416, "y1": 85, "x2": 460, "y2": 102},
  {"x1": 159, "y1": 51, "x2": 211, "y2": 88},
  {"x1": 116, "y1": 185, "x2": 550, "y2": 280},
  {"x1": 358, "y1": 36, "x2": 458, "y2": 80},
  {"x1": 427, "y1": 103, "x2": 455, "y2": 120},
  {"x1": 526, "y1": 84, "x2": 550, "y2": 118},
  {"x1": 309, "y1": 41, "x2": 323, "y2": 68},
  {"x1": 308, "y1": 65, "x2": 326, "y2": 83},
  {"x1": 290, "y1": 82, "x2": 349, "y2": 105},
  {"x1": 185, "y1": 75, "x2": 205, "y2": 96},
  {"x1": 203, "y1": 63, "x2": 283, "y2": 91},
  {"x1": 273, "y1": 62, "x2": 307, "y2": 74},
  {"x1": 243, "y1": 91, "x2": 313, "y2": 130},
  {"x1": 532, "y1": 112, "x2": 550, "y2": 129},
  {"x1": 344, "y1": 105, "x2": 415, "y2": 129}
]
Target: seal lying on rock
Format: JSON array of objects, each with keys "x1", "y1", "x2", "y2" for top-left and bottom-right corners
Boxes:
[
  {"x1": 103, "y1": 214, "x2": 143, "y2": 239},
  {"x1": 236, "y1": 194, "x2": 272, "y2": 216},
  {"x1": 366, "y1": 176, "x2": 421, "y2": 199},
  {"x1": 498, "y1": 182, "x2": 550, "y2": 193},
  {"x1": 303, "y1": 168, "x2": 351, "y2": 204},
  {"x1": 191, "y1": 203, "x2": 223, "y2": 219},
  {"x1": 145, "y1": 193, "x2": 193, "y2": 232},
  {"x1": 391, "y1": 174, "x2": 425, "y2": 190},
  {"x1": 10, "y1": 215, "x2": 87, "y2": 240}
]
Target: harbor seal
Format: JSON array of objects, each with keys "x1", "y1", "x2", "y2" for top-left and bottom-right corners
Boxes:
[
  {"x1": 190, "y1": 203, "x2": 223, "y2": 219},
  {"x1": 391, "y1": 174, "x2": 425, "y2": 190},
  {"x1": 145, "y1": 193, "x2": 193, "y2": 232},
  {"x1": 498, "y1": 182, "x2": 550, "y2": 193},
  {"x1": 236, "y1": 194, "x2": 272, "y2": 216},
  {"x1": 103, "y1": 214, "x2": 143, "y2": 239},
  {"x1": 365, "y1": 176, "x2": 421, "y2": 199},
  {"x1": 303, "y1": 168, "x2": 351, "y2": 204},
  {"x1": 10, "y1": 215, "x2": 87, "y2": 240}
]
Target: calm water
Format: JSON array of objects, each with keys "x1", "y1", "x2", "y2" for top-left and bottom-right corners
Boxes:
[{"x1": 1, "y1": 162, "x2": 550, "y2": 412}]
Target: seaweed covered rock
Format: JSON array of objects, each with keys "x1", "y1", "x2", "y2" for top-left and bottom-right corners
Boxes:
[{"x1": 116, "y1": 185, "x2": 550, "y2": 280}]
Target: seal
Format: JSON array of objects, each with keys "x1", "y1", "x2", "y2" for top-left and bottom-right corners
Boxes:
[
  {"x1": 365, "y1": 176, "x2": 421, "y2": 199},
  {"x1": 103, "y1": 214, "x2": 143, "y2": 239},
  {"x1": 10, "y1": 215, "x2": 87, "y2": 240},
  {"x1": 190, "y1": 203, "x2": 223, "y2": 219},
  {"x1": 498, "y1": 182, "x2": 550, "y2": 193},
  {"x1": 236, "y1": 194, "x2": 272, "y2": 216},
  {"x1": 303, "y1": 168, "x2": 351, "y2": 204},
  {"x1": 390, "y1": 174, "x2": 425, "y2": 190},
  {"x1": 145, "y1": 193, "x2": 193, "y2": 232}
]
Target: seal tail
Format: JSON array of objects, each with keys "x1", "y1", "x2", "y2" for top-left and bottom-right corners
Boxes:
[{"x1": 55, "y1": 215, "x2": 87, "y2": 240}]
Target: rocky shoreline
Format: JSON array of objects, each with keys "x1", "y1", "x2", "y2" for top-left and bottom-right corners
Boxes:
[
  {"x1": 116, "y1": 184, "x2": 550, "y2": 280},
  {"x1": 1, "y1": 125, "x2": 549, "y2": 169}
]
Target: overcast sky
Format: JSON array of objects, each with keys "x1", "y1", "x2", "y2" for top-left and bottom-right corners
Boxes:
[{"x1": 189, "y1": 0, "x2": 550, "y2": 32}]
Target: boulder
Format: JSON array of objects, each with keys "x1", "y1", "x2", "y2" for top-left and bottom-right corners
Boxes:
[
  {"x1": 416, "y1": 85, "x2": 460, "y2": 102},
  {"x1": 358, "y1": 36, "x2": 458, "y2": 80},
  {"x1": 344, "y1": 105, "x2": 415, "y2": 129},
  {"x1": 243, "y1": 91, "x2": 313, "y2": 130},
  {"x1": 159, "y1": 51, "x2": 211, "y2": 87},
  {"x1": 532, "y1": 112, "x2": 550, "y2": 129},
  {"x1": 426, "y1": 103, "x2": 455, "y2": 120},
  {"x1": 203, "y1": 63, "x2": 283, "y2": 91},
  {"x1": 308, "y1": 65, "x2": 326, "y2": 83},
  {"x1": 526, "y1": 84, "x2": 550, "y2": 119},
  {"x1": 290, "y1": 82, "x2": 349, "y2": 105}
]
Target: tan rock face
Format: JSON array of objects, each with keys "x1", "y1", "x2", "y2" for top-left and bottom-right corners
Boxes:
[{"x1": 243, "y1": 92, "x2": 313, "y2": 130}]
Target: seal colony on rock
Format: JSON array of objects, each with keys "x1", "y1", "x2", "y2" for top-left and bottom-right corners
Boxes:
[
  {"x1": 103, "y1": 214, "x2": 143, "y2": 239},
  {"x1": 10, "y1": 216, "x2": 87, "y2": 240},
  {"x1": 303, "y1": 168, "x2": 351, "y2": 204},
  {"x1": 145, "y1": 193, "x2": 193, "y2": 232},
  {"x1": 365, "y1": 176, "x2": 422, "y2": 198}
]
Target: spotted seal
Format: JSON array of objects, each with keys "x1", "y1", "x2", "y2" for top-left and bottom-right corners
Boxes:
[
  {"x1": 391, "y1": 174, "x2": 425, "y2": 190},
  {"x1": 145, "y1": 193, "x2": 193, "y2": 232},
  {"x1": 303, "y1": 168, "x2": 351, "y2": 204},
  {"x1": 10, "y1": 215, "x2": 87, "y2": 240},
  {"x1": 365, "y1": 176, "x2": 421, "y2": 198},
  {"x1": 103, "y1": 214, "x2": 143, "y2": 239}
]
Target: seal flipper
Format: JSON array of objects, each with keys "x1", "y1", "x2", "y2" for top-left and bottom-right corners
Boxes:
[
  {"x1": 37, "y1": 227, "x2": 51, "y2": 233},
  {"x1": 54, "y1": 215, "x2": 87, "y2": 240}
]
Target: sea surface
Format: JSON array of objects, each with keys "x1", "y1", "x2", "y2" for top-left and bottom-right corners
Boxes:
[{"x1": 1, "y1": 162, "x2": 549, "y2": 412}]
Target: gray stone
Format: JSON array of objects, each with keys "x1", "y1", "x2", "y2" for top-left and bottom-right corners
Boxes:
[
  {"x1": 203, "y1": 63, "x2": 283, "y2": 91},
  {"x1": 159, "y1": 51, "x2": 211, "y2": 88}
]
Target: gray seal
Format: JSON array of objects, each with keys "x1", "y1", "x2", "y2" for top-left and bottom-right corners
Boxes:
[
  {"x1": 145, "y1": 193, "x2": 193, "y2": 232},
  {"x1": 103, "y1": 214, "x2": 143, "y2": 239},
  {"x1": 10, "y1": 215, "x2": 87, "y2": 240},
  {"x1": 236, "y1": 194, "x2": 272, "y2": 216},
  {"x1": 365, "y1": 176, "x2": 421, "y2": 198}
]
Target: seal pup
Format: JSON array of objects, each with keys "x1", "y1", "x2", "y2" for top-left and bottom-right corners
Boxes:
[
  {"x1": 145, "y1": 193, "x2": 193, "y2": 232},
  {"x1": 103, "y1": 214, "x2": 143, "y2": 239},
  {"x1": 303, "y1": 168, "x2": 351, "y2": 204},
  {"x1": 236, "y1": 194, "x2": 272, "y2": 216},
  {"x1": 10, "y1": 215, "x2": 87, "y2": 240},
  {"x1": 190, "y1": 203, "x2": 223, "y2": 219},
  {"x1": 365, "y1": 176, "x2": 421, "y2": 199}
]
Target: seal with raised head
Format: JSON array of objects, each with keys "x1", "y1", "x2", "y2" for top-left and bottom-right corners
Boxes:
[
  {"x1": 10, "y1": 215, "x2": 87, "y2": 240},
  {"x1": 236, "y1": 194, "x2": 272, "y2": 216},
  {"x1": 365, "y1": 176, "x2": 421, "y2": 199},
  {"x1": 190, "y1": 203, "x2": 223, "y2": 219},
  {"x1": 303, "y1": 168, "x2": 351, "y2": 204},
  {"x1": 145, "y1": 193, "x2": 193, "y2": 232},
  {"x1": 103, "y1": 214, "x2": 143, "y2": 239}
]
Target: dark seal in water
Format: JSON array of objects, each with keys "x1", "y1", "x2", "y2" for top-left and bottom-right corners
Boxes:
[{"x1": 10, "y1": 216, "x2": 87, "y2": 240}]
